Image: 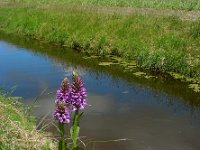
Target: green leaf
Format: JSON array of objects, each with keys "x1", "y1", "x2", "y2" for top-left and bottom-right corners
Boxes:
[{"x1": 70, "y1": 126, "x2": 80, "y2": 148}]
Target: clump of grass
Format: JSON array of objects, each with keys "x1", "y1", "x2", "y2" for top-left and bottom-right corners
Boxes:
[
  {"x1": 190, "y1": 21, "x2": 200, "y2": 39},
  {"x1": 0, "y1": 5, "x2": 199, "y2": 78},
  {"x1": 0, "y1": 95, "x2": 56, "y2": 150}
]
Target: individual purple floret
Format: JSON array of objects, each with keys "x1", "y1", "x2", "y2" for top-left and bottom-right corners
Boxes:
[
  {"x1": 54, "y1": 77, "x2": 71, "y2": 123},
  {"x1": 71, "y1": 71, "x2": 87, "y2": 111}
]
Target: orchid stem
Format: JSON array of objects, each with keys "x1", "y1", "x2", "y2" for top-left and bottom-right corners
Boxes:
[
  {"x1": 72, "y1": 109, "x2": 79, "y2": 148},
  {"x1": 59, "y1": 122, "x2": 66, "y2": 150}
]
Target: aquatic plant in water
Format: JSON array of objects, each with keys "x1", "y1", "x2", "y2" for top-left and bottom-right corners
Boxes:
[{"x1": 53, "y1": 72, "x2": 87, "y2": 150}]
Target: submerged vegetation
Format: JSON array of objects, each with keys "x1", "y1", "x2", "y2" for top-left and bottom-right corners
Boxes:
[{"x1": 0, "y1": 94, "x2": 55, "y2": 149}]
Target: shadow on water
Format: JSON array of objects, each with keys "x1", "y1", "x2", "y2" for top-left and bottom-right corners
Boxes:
[{"x1": 0, "y1": 32, "x2": 200, "y2": 150}]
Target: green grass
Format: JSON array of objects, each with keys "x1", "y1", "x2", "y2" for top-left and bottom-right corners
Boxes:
[
  {"x1": 0, "y1": 5, "x2": 199, "y2": 79},
  {"x1": 3, "y1": 0, "x2": 200, "y2": 10},
  {"x1": 0, "y1": 94, "x2": 55, "y2": 150}
]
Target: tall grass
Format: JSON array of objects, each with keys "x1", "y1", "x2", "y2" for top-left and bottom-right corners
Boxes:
[
  {"x1": 2, "y1": 0, "x2": 200, "y2": 10},
  {"x1": 0, "y1": 95, "x2": 56, "y2": 149},
  {"x1": 0, "y1": 6, "x2": 199, "y2": 78}
]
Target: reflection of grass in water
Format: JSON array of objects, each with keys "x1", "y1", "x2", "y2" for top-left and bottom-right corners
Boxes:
[
  {"x1": 3, "y1": 0, "x2": 200, "y2": 10},
  {"x1": 188, "y1": 84, "x2": 200, "y2": 93}
]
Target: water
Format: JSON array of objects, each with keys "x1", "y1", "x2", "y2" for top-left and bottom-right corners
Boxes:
[{"x1": 0, "y1": 33, "x2": 200, "y2": 150}]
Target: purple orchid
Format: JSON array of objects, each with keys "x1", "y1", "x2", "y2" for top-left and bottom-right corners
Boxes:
[
  {"x1": 54, "y1": 77, "x2": 71, "y2": 123},
  {"x1": 71, "y1": 71, "x2": 87, "y2": 111}
]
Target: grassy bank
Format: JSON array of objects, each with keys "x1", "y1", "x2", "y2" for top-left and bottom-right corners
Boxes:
[
  {"x1": 2, "y1": 0, "x2": 200, "y2": 10},
  {"x1": 0, "y1": 94, "x2": 55, "y2": 149},
  {"x1": 0, "y1": 5, "x2": 200, "y2": 80}
]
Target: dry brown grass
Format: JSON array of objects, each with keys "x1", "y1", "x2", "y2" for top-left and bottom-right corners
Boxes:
[{"x1": 0, "y1": 97, "x2": 56, "y2": 150}]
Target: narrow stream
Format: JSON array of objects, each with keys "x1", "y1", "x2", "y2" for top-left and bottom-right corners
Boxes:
[{"x1": 0, "y1": 33, "x2": 200, "y2": 150}]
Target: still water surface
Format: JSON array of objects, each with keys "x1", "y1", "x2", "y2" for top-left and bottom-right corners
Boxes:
[{"x1": 0, "y1": 34, "x2": 200, "y2": 150}]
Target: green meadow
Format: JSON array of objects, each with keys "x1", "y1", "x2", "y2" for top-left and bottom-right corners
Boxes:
[{"x1": 3, "y1": 0, "x2": 200, "y2": 10}]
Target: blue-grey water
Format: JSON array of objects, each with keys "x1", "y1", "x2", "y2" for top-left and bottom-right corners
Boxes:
[{"x1": 0, "y1": 34, "x2": 200, "y2": 150}]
